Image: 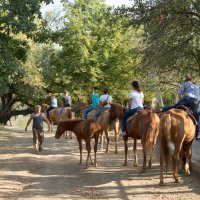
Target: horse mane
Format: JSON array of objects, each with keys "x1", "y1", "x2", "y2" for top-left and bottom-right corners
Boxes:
[{"x1": 110, "y1": 103, "x2": 126, "y2": 120}]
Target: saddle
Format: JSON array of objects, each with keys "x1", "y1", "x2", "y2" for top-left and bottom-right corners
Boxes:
[
  {"x1": 126, "y1": 111, "x2": 142, "y2": 123},
  {"x1": 176, "y1": 105, "x2": 197, "y2": 125}
]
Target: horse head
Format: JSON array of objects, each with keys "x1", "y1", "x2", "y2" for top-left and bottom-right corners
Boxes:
[
  {"x1": 71, "y1": 99, "x2": 88, "y2": 112},
  {"x1": 109, "y1": 103, "x2": 126, "y2": 120},
  {"x1": 55, "y1": 120, "x2": 66, "y2": 139},
  {"x1": 41, "y1": 104, "x2": 49, "y2": 112}
]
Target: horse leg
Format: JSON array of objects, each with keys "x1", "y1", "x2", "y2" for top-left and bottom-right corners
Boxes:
[
  {"x1": 141, "y1": 142, "x2": 147, "y2": 173},
  {"x1": 105, "y1": 130, "x2": 110, "y2": 153},
  {"x1": 94, "y1": 134, "x2": 99, "y2": 167},
  {"x1": 99, "y1": 131, "x2": 104, "y2": 150},
  {"x1": 114, "y1": 123, "x2": 120, "y2": 154},
  {"x1": 123, "y1": 137, "x2": 128, "y2": 166},
  {"x1": 173, "y1": 147, "x2": 181, "y2": 183},
  {"x1": 77, "y1": 138, "x2": 82, "y2": 165},
  {"x1": 85, "y1": 140, "x2": 91, "y2": 169},
  {"x1": 69, "y1": 131, "x2": 72, "y2": 139},
  {"x1": 184, "y1": 147, "x2": 192, "y2": 175},
  {"x1": 148, "y1": 149, "x2": 153, "y2": 169},
  {"x1": 159, "y1": 148, "x2": 164, "y2": 185},
  {"x1": 133, "y1": 139, "x2": 138, "y2": 166},
  {"x1": 64, "y1": 131, "x2": 68, "y2": 139}
]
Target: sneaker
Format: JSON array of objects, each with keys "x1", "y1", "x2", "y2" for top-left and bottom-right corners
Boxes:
[
  {"x1": 196, "y1": 135, "x2": 200, "y2": 141},
  {"x1": 121, "y1": 131, "x2": 127, "y2": 137}
]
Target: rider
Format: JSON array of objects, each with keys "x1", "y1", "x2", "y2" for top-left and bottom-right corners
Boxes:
[
  {"x1": 62, "y1": 90, "x2": 72, "y2": 108},
  {"x1": 121, "y1": 81, "x2": 144, "y2": 138},
  {"x1": 25, "y1": 105, "x2": 50, "y2": 153},
  {"x1": 46, "y1": 94, "x2": 57, "y2": 119},
  {"x1": 83, "y1": 87, "x2": 100, "y2": 119},
  {"x1": 95, "y1": 87, "x2": 113, "y2": 120},
  {"x1": 162, "y1": 75, "x2": 200, "y2": 140}
]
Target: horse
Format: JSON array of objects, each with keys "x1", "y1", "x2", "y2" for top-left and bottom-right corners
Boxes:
[
  {"x1": 55, "y1": 119, "x2": 101, "y2": 169},
  {"x1": 41, "y1": 104, "x2": 74, "y2": 138},
  {"x1": 71, "y1": 100, "x2": 120, "y2": 153},
  {"x1": 87, "y1": 109, "x2": 120, "y2": 153},
  {"x1": 109, "y1": 103, "x2": 160, "y2": 172},
  {"x1": 159, "y1": 108, "x2": 195, "y2": 185},
  {"x1": 71, "y1": 99, "x2": 88, "y2": 117}
]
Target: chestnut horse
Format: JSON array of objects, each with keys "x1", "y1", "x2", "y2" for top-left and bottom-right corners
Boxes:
[
  {"x1": 109, "y1": 103, "x2": 160, "y2": 172},
  {"x1": 41, "y1": 104, "x2": 73, "y2": 138},
  {"x1": 87, "y1": 109, "x2": 120, "y2": 153},
  {"x1": 159, "y1": 108, "x2": 195, "y2": 185},
  {"x1": 55, "y1": 119, "x2": 101, "y2": 168},
  {"x1": 71, "y1": 100, "x2": 120, "y2": 153}
]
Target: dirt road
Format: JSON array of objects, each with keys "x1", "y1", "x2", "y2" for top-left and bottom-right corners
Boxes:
[{"x1": 0, "y1": 126, "x2": 200, "y2": 199}]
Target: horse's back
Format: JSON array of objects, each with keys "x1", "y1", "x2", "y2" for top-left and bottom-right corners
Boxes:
[{"x1": 162, "y1": 109, "x2": 195, "y2": 143}]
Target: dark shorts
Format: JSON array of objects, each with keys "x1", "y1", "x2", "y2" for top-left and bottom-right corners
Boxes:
[{"x1": 32, "y1": 128, "x2": 44, "y2": 145}]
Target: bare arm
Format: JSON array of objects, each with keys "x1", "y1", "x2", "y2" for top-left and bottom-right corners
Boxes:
[{"x1": 25, "y1": 114, "x2": 34, "y2": 131}]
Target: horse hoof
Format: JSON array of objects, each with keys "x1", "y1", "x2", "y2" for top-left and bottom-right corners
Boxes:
[
  {"x1": 175, "y1": 179, "x2": 179, "y2": 183},
  {"x1": 105, "y1": 150, "x2": 109, "y2": 154},
  {"x1": 140, "y1": 169, "x2": 146, "y2": 173},
  {"x1": 94, "y1": 163, "x2": 98, "y2": 167},
  {"x1": 185, "y1": 171, "x2": 190, "y2": 176},
  {"x1": 159, "y1": 181, "x2": 164, "y2": 186},
  {"x1": 123, "y1": 163, "x2": 127, "y2": 166}
]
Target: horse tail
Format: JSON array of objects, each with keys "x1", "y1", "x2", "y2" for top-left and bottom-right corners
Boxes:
[
  {"x1": 160, "y1": 113, "x2": 172, "y2": 173},
  {"x1": 145, "y1": 111, "x2": 159, "y2": 152}
]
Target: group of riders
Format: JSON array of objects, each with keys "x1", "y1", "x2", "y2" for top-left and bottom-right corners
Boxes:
[{"x1": 25, "y1": 75, "x2": 200, "y2": 153}]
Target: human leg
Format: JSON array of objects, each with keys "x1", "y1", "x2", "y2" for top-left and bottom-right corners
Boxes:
[
  {"x1": 162, "y1": 96, "x2": 192, "y2": 112},
  {"x1": 83, "y1": 106, "x2": 92, "y2": 119},
  {"x1": 95, "y1": 107, "x2": 104, "y2": 120}
]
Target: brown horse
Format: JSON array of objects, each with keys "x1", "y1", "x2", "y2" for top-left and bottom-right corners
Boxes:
[
  {"x1": 41, "y1": 104, "x2": 73, "y2": 138},
  {"x1": 159, "y1": 108, "x2": 195, "y2": 185},
  {"x1": 71, "y1": 100, "x2": 120, "y2": 153},
  {"x1": 109, "y1": 103, "x2": 160, "y2": 172},
  {"x1": 87, "y1": 109, "x2": 120, "y2": 153},
  {"x1": 55, "y1": 119, "x2": 101, "y2": 168}
]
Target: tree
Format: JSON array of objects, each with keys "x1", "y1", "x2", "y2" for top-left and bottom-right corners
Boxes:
[
  {"x1": 47, "y1": 0, "x2": 136, "y2": 103},
  {"x1": 0, "y1": 0, "x2": 52, "y2": 124},
  {"x1": 124, "y1": 0, "x2": 200, "y2": 105}
]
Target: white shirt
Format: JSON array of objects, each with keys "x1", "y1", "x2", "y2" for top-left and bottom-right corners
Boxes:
[
  {"x1": 100, "y1": 94, "x2": 113, "y2": 108},
  {"x1": 129, "y1": 90, "x2": 144, "y2": 109}
]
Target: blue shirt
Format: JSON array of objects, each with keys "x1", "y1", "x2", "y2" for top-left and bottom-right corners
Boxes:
[
  {"x1": 51, "y1": 97, "x2": 57, "y2": 107},
  {"x1": 178, "y1": 81, "x2": 200, "y2": 99},
  {"x1": 91, "y1": 93, "x2": 99, "y2": 110}
]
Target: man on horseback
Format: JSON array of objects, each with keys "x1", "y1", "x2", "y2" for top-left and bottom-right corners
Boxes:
[
  {"x1": 62, "y1": 91, "x2": 72, "y2": 108},
  {"x1": 46, "y1": 94, "x2": 57, "y2": 119},
  {"x1": 83, "y1": 87, "x2": 99, "y2": 119},
  {"x1": 121, "y1": 81, "x2": 144, "y2": 138},
  {"x1": 162, "y1": 75, "x2": 200, "y2": 140},
  {"x1": 95, "y1": 88, "x2": 113, "y2": 120}
]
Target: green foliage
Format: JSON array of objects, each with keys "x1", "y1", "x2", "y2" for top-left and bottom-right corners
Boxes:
[
  {"x1": 45, "y1": 0, "x2": 138, "y2": 102},
  {"x1": 0, "y1": 0, "x2": 52, "y2": 121},
  {"x1": 123, "y1": 0, "x2": 200, "y2": 104}
]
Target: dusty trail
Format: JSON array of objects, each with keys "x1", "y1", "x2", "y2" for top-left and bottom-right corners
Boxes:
[{"x1": 0, "y1": 126, "x2": 200, "y2": 199}]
